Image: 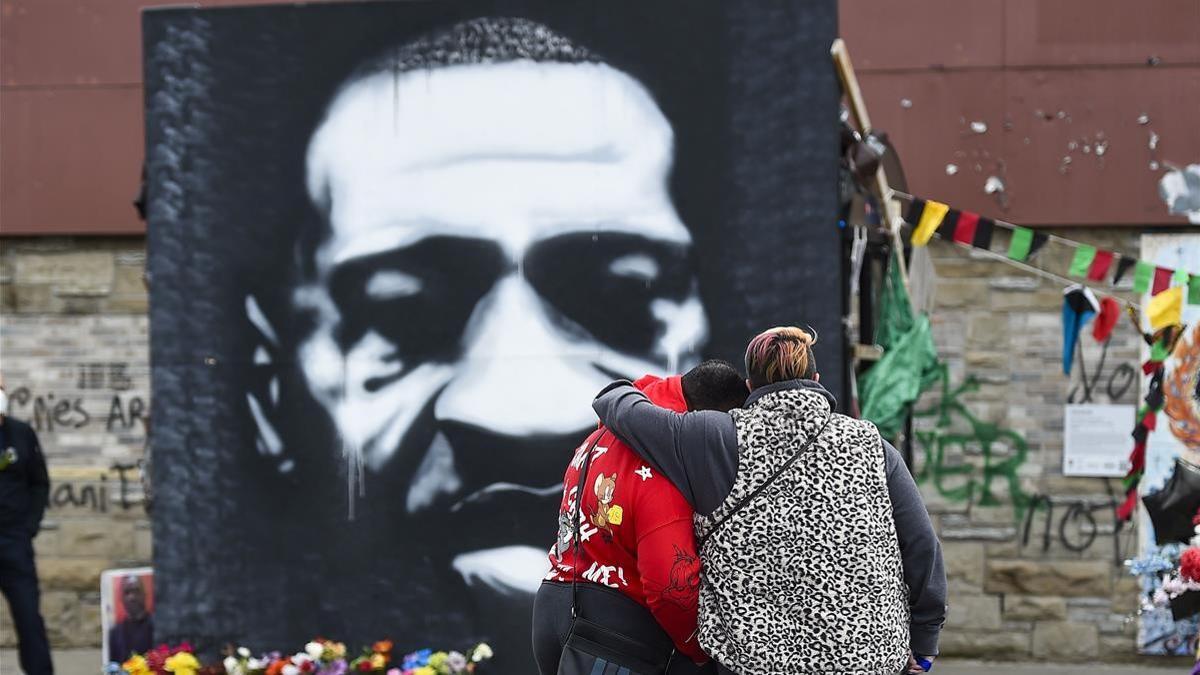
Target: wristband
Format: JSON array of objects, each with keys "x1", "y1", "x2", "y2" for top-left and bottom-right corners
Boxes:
[{"x1": 916, "y1": 656, "x2": 933, "y2": 672}]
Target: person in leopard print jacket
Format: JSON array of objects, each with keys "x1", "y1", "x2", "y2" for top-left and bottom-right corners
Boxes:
[{"x1": 593, "y1": 326, "x2": 946, "y2": 675}]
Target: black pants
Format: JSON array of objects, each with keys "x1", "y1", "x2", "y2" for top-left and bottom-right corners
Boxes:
[
  {"x1": 0, "y1": 532, "x2": 53, "y2": 675},
  {"x1": 532, "y1": 581, "x2": 716, "y2": 675}
]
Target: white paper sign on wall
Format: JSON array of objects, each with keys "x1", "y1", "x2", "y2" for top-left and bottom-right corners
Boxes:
[{"x1": 1063, "y1": 403, "x2": 1135, "y2": 477}]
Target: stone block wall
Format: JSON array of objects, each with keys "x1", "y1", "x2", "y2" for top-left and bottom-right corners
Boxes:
[
  {"x1": 0, "y1": 237, "x2": 150, "y2": 649},
  {"x1": 913, "y1": 228, "x2": 1186, "y2": 665}
]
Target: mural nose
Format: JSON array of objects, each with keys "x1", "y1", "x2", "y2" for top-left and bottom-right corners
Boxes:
[{"x1": 435, "y1": 275, "x2": 607, "y2": 436}]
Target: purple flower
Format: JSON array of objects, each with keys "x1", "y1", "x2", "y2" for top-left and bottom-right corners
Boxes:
[
  {"x1": 316, "y1": 659, "x2": 348, "y2": 675},
  {"x1": 402, "y1": 649, "x2": 432, "y2": 670}
]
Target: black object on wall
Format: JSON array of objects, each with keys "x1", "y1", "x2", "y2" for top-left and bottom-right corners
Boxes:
[{"x1": 144, "y1": 1, "x2": 839, "y2": 671}]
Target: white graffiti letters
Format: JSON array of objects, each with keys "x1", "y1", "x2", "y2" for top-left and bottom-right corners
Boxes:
[{"x1": 582, "y1": 561, "x2": 627, "y2": 589}]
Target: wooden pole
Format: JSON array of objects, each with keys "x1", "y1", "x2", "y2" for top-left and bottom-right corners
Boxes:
[{"x1": 831, "y1": 38, "x2": 910, "y2": 292}]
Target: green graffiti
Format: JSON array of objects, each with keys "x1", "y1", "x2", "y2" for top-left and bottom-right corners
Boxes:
[{"x1": 912, "y1": 364, "x2": 1032, "y2": 518}]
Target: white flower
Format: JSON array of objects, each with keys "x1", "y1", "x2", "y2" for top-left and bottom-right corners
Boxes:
[
  {"x1": 446, "y1": 651, "x2": 468, "y2": 671},
  {"x1": 247, "y1": 658, "x2": 266, "y2": 670},
  {"x1": 291, "y1": 653, "x2": 312, "y2": 666},
  {"x1": 471, "y1": 643, "x2": 494, "y2": 662},
  {"x1": 238, "y1": 647, "x2": 251, "y2": 658},
  {"x1": 305, "y1": 641, "x2": 325, "y2": 659},
  {"x1": 282, "y1": 665, "x2": 301, "y2": 675},
  {"x1": 223, "y1": 656, "x2": 241, "y2": 675}
]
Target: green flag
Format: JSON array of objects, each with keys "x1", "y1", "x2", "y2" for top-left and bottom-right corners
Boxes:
[
  {"x1": 874, "y1": 250, "x2": 914, "y2": 351},
  {"x1": 858, "y1": 250, "x2": 940, "y2": 438},
  {"x1": 859, "y1": 314, "x2": 939, "y2": 438},
  {"x1": 1190, "y1": 275, "x2": 1200, "y2": 305},
  {"x1": 1007, "y1": 227, "x2": 1034, "y2": 261},
  {"x1": 1133, "y1": 261, "x2": 1155, "y2": 294},
  {"x1": 1173, "y1": 268, "x2": 1190, "y2": 286},
  {"x1": 1068, "y1": 245, "x2": 1096, "y2": 277}
]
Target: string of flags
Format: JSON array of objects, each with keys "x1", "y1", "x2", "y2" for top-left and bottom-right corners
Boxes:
[
  {"x1": 1117, "y1": 321, "x2": 1185, "y2": 521},
  {"x1": 901, "y1": 193, "x2": 1200, "y2": 305},
  {"x1": 898, "y1": 191, "x2": 1195, "y2": 524}
]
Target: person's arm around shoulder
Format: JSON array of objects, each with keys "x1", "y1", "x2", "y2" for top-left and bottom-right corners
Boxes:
[
  {"x1": 592, "y1": 381, "x2": 738, "y2": 517},
  {"x1": 883, "y1": 439, "x2": 946, "y2": 665},
  {"x1": 634, "y1": 483, "x2": 708, "y2": 664}
]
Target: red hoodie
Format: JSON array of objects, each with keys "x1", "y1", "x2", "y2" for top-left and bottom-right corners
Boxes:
[{"x1": 545, "y1": 375, "x2": 705, "y2": 663}]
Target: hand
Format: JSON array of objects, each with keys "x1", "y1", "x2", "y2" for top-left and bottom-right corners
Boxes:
[{"x1": 907, "y1": 653, "x2": 934, "y2": 673}]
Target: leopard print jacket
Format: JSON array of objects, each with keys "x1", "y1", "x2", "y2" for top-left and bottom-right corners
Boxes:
[{"x1": 694, "y1": 387, "x2": 910, "y2": 674}]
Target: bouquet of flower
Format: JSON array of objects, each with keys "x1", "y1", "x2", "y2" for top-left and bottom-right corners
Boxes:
[
  {"x1": 107, "y1": 643, "x2": 202, "y2": 675},
  {"x1": 1126, "y1": 511, "x2": 1200, "y2": 612},
  {"x1": 108, "y1": 639, "x2": 493, "y2": 675}
]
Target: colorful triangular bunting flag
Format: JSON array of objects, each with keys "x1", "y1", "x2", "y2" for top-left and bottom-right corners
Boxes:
[
  {"x1": 1133, "y1": 261, "x2": 1155, "y2": 294},
  {"x1": 1153, "y1": 266, "x2": 1173, "y2": 295},
  {"x1": 1008, "y1": 227, "x2": 1033, "y2": 261},
  {"x1": 972, "y1": 218, "x2": 996, "y2": 250},
  {"x1": 1069, "y1": 245, "x2": 1097, "y2": 278},
  {"x1": 1027, "y1": 232, "x2": 1049, "y2": 260},
  {"x1": 1113, "y1": 256, "x2": 1137, "y2": 285},
  {"x1": 954, "y1": 211, "x2": 979, "y2": 245},
  {"x1": 911, "y1": 200, "x2": 949, "y2": 246},
  {"x1": 1087, "y1": 250, "x2": 1115, "y2": 282}
]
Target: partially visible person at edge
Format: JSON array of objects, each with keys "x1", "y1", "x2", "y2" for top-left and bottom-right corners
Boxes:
[
  {"x1": 0, "y1": 375, "x2": 54, "y2": 675},
  {"x1": 592, "y1": 327, "x2": 946, "y2": 675},
  {"x1": 533, "y1": 360, "x2": 750, "y2": 675}
]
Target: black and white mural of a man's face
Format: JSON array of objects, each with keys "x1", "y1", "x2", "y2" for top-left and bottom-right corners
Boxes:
[
  {"x1": 148, "y1": 3, "x2": 840, "y2": 667},
  {"x1": 245, "y1": 19, "x2": 708, "y2": 598}
]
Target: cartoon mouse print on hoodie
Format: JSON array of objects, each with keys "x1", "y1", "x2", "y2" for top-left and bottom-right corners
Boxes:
[{"x1": 591, "y1": 473, "x2": 623, "y2": 539}]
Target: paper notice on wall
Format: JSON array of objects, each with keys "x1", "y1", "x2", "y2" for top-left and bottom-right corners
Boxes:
[{"x1": 1062, "y1": 404, "x2": 1135, "y2": 477}]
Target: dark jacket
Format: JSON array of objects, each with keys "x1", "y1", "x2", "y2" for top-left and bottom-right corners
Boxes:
[
  {"x1": 0, "y1": 416, "x2": 50, "y2": 538},
  {"x1": 592, "y1": 378, "x2": 948, "y2": 658}
]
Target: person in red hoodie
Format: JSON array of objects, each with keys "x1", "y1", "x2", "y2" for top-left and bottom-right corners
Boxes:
[{"x1": 532, "y1": 360, "x2": 748, "y2": 675}]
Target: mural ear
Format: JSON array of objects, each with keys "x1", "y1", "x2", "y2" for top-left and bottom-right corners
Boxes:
[{"x1": 244, "y1": 293, "x2": 291, "y2": 473}]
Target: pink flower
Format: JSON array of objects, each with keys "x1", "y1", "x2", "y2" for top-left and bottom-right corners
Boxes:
[{"x1": 1181, "y1": 547, "x2": 1200, "y2": 581}]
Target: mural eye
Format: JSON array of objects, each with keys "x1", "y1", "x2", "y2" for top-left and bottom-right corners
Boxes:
[
  {"x1": 608, "y1": 253, "x2": 660, "y2": 283},
  {"x1": 525, "y1": 232, "x2": 693, "y2": 356},
  {"x1": 328, "y1": 237, "x2": 505, "y2": 358},
  {"x1": 365, "y1": 270, "x2": 423, "y2": 301}
]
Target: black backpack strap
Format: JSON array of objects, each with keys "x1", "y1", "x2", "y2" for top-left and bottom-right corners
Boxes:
[
  {"x1": 698, "y1": 413, "x2": 833, "y2": 550},
  {"x1": 571, "y1": 429, "x2": 610, "y2": 618}
]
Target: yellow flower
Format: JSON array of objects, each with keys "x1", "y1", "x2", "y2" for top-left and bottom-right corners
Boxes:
[
  {"x1": 412, "y1": 667, "x2": 436, "y2": 675},
  {"x1": 331, "y1": 643, "x2": 347, "y2": 658},
  {"x1": 370, "y1": 653, "x2": 386, "y2": 669},
  {"x1": 164, "y1": 651, "x2": 201, "y2": 675},
  {"x1": 427, "y1": 651, "x2": 449, "y2": 672},
  {"x1": 122, "y1": 655, "x2": 151, "y2": 675}
]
